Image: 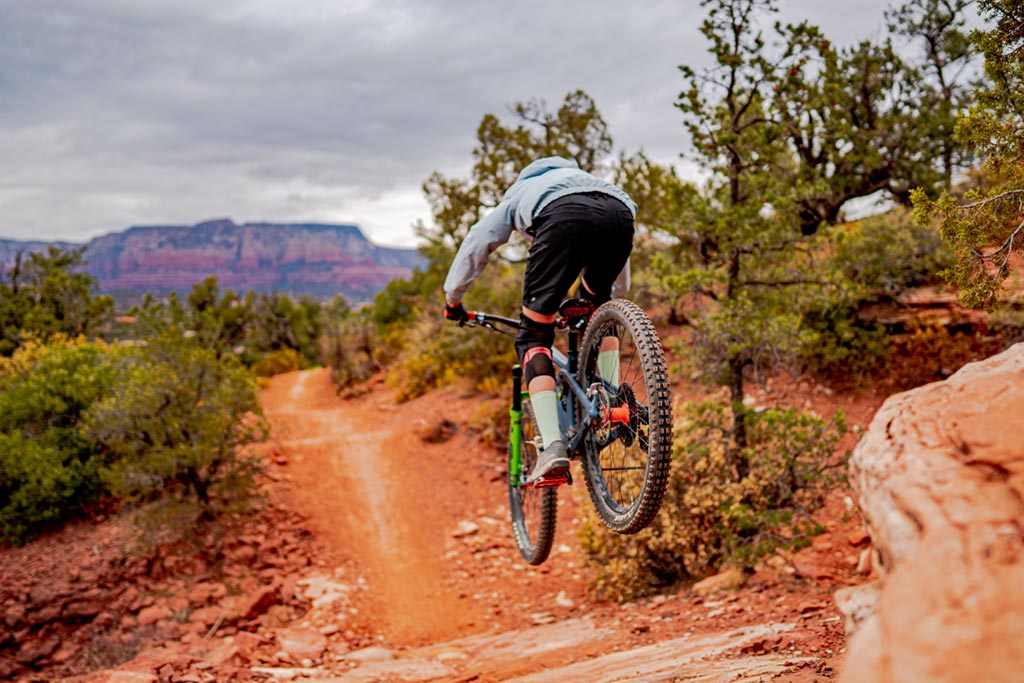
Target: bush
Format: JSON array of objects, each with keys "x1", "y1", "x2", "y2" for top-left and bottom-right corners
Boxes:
[
  {"x1": 800, "y1": 306, "x2": 889, "y2": 387},
  {"x1": 885, "y1": 319, "x2": 1000, "y2": 390},
  {"x1": 828, "y1": 209, "x2": 951, "y2": 298},
  {"x1": 253, "y1": 348, "x2": 302, "y2": 377},
  {"x1": 84, "y1": 333, "x2": 268, "y2": 521},
  {"x1": 385, "y1": 262, "x2": 523, "y2": 400},
  {"x1": 0, "y1": 339, "x2": 119, "y2": 544},
  {"x1": 325, "y1": 314, "x2": 390, "y2": 389},
  {"x1": 799, "y1": 209, "x2": 954, "y2": 385},
  {"x1": 387, "y1": 316, "x2": 515, "y2": 401},
  {"x1": 579, "y1": 394, "x2": 846, "y2": 602}
]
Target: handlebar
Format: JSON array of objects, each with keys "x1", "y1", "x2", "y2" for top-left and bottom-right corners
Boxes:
[{"x1": 461, "y1": 311, "x2": 520, "y2": 335}]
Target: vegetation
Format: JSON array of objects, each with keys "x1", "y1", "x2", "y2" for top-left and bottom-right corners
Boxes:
[
  {"x1": 0, "y1": 255, "x2": 325, "y2": 544},
  {"x1": 913, "y1": 0, "x2": 1024, "y2": 309},
  {"x1": 0, "y1": 339, "x2": 120, "y2": 543},
  {"x1": 0, "y1": 247, "x2": 114, "y2": 356},
  {"x1": 581, "y1": 398, "x2": 846, "y2": 601},
  {"x1": 84, "y1": 332, "x2": 266, "y2": 519}
]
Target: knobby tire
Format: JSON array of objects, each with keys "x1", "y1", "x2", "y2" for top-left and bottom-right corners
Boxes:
[
  {"x1": 508, "y1": 399, "x2": 557, "y2": 565},
  {"x1": 578, "y1": 299, "x2": 673, "y2": 534}
]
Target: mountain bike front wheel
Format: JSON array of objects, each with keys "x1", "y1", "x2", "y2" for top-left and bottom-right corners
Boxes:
[
  {"x1": 578, "y1": 299, "x2": 673, "y2": 534},
  {"x1": 508, "y1": 398, "x2": 557, "y2": 565}
]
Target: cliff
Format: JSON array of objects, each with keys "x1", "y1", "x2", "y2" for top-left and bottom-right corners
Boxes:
[{"x1": 0, "y1": 219, "x2": 423, "y2": 304}]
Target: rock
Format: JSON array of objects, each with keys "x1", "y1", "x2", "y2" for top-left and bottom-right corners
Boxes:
[
  {"x1": 555, "y1": 591, "x2": 575, "y2": 609},
  {"x1": 834, "y1": 582, "x2": 881, "y2": 637},
  {"x1": 202, "y1": 640, "x2": 243, "y2": 667},
  {"x1": 93, "y1": 673, "x2": 159, "y2": 683},
  {"x1": 855, "y1": 547, "x2": 873, "y2": 575},
  {"x1": 343, "y1": 645, "x2": 396, "y2": 662},
  {"x1": 250, "y1": 666, "x2": 320, "y2": 681},
  {"x1": 240, "y1": 586, "x2": 280, "y2": 620},
  {"x1": 296, "y1": 575, "x2": 350, "y2": 609},
  {"x1": 188, "y1": 606, "x2": 224, "y2": 628},
  {"x1": 64, "y1": 598, "x2": 104, "y2": 621},
  {"x1": 0, "y1": 657, "x2": 17, "y2": 679},
  {"x1": 275, "y1": 627, "x2": 327, "y2": 661},
  {"x1": 16, "y1": 634, "x2": 60, "y2": 664},
  {"x1": 843, "y1": 343, "x2": 1024, "y2": 683},
  {"x1": 262, "y1": 604, "x2": 294, "y2": 628},
  {"x1": 845, "y1": 529, "x2": 871, "y2": 547},
  {"x1": 452, "y1": 520, "x2": 480, "y2": 538},
  {"x1": 691, "y1": 568, "x2": 746, "y2": 596},
  {"x1": 4, "y1": 602, "x2": 26, "y2": 628},
  {"x1": 137, "y1": 605, "x2": 174, "y2": 626}
]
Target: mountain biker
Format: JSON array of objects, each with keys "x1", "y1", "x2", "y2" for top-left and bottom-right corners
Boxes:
[{"x1": 442, "y1": 156, "x2": 636, "y2": 485}]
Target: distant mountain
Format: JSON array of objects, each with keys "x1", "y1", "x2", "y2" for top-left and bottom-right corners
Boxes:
[{"x1": 0, "y1": 219, "x2": 424, "y2": 304}]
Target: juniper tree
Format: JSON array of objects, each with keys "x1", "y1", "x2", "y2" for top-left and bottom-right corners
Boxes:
[{"x1": 913, "y1": 0, "x2": 1024, "y2": 309}]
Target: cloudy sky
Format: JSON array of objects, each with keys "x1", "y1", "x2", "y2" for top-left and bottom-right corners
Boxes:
[{"x1": 1, "y1": 0, "x2": 900, "y2": 247}]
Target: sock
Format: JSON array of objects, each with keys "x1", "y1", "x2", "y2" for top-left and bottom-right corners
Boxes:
[
  {"x1": 530, "y1": 389, "x2": 561, "y2": 449},
  {"x1": 598, "y1": 349, "x2": 620, "y2": 386}
]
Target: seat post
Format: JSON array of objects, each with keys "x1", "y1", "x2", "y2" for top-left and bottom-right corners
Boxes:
[{"x1": 567, "y1": 330, "x2": 578, "y2": 375}]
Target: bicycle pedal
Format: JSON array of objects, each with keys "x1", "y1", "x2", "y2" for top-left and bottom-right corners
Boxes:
[{"x1": 532, "y1": 471, "x2": 572, "y2": 488}]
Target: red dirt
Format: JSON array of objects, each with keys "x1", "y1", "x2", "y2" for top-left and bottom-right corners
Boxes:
[{"x1": 255, "y1": 364, "x2": 884, "y2": 679}]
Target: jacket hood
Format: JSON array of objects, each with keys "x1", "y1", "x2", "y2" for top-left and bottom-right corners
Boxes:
[{"x1": 515, "y1": 156, "x2": 579, "y2": 182}]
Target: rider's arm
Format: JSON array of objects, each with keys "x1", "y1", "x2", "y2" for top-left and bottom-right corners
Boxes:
[{"x1": 443, "y1": 202, "x2": 515, "y2": 304}]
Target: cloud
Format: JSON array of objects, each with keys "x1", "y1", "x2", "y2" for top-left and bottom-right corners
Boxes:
[{"x1": 0, "y1": 0, "x2": 898, "y2": 244}]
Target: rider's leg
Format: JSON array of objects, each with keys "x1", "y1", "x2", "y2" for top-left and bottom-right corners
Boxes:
[
  {"x1": 576, "y1": 196, "x2": 634, "y2": 390},
  {"x1": 598, "y1": 336, "x2": 620, "y2": 386},
  {"x1": 515, "y1": 310, "x2": 569, "y2": 482},
  {"x1": 515, "y1": 312, "x2": 560, "y2": 449},
  {"x1": 579, "y1": 276, "x2": 622, "y2": 386}
]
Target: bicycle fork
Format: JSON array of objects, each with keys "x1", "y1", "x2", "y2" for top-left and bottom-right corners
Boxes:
[{"x1": 508, "y1": 365, "x2": 524, "y2": 487}]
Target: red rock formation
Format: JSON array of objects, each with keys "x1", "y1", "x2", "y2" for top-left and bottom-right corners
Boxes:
[
  {"x1": 841, "y1": 343, "x2": 1024, "y2": 683},
  {"x1": 1, "y1": 219, "x2": 422, "y2": 303}
]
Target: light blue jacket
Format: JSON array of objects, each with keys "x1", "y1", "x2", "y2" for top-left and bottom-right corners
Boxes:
[{"x1": 443, "y1": 156, "x2": 637, "y2": 304}]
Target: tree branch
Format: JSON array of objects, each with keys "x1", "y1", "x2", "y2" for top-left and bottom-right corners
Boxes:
[
  {"x1": 961, "y1": 188, "x2": 1024, "y2": 210},
  {"x1": 740, "y1": 278, "x2": 832, "y2": 287}
]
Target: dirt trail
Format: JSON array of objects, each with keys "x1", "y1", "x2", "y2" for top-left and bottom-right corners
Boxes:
[
  {"x1": 254, "y1": 368, "x2": 859, "y2": 682},
  {"x1": 262, "y1": 368, "x2": 481, "y2": 644}
]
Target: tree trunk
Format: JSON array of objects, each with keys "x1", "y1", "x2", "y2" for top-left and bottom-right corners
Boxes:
[{"x1": 728, "y1": 354, "x2": 749, "y2": 480}]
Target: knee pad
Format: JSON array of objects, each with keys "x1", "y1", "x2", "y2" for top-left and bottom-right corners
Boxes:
[
  {"x1": 515, "y1": 316, "x2": 555, "y2": 384},
  {"x1": 522, "y1": 347, "x2": 554, "y2": 386}
]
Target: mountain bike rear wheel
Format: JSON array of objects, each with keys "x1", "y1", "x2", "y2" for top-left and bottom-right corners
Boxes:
[
  {"x1": 578, "y1": 299, "x2": 673, "y2": 534},
  {"x1": 508, "y1": 398, "x2": 557, "y2": 565}
]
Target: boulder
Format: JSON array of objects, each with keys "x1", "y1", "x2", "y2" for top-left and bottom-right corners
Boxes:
[
  {"x1": 691, "y1": 568, "x2": 746, "y2": 596},
  {"x1": 841, "y1": 343, "x2": 1024, "y2": 683},
  {"x1": 275, "y1": 627, "x2": 327, "y2": 661}
]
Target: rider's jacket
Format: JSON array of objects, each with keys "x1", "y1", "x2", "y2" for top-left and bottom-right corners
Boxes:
[{"x1": 443, "y1": 156, "x2": 637, "y2": 304}]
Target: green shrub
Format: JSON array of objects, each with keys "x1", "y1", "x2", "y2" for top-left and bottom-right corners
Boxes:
[
  {"x1": 828, "y1": 209, "x2": 951, "y2": 298},
  {"x1": 799, "y1": 306, "x2": 889, "y2": 387},
  {"x1": 885, "y1": 319, "x2": 999, "y2": 390},
  {"x1": 385, "y1": 262, "x2": 523, "y2": 400},
  {"x1": 253, "y1": 348, "x2": 302, "y2": 377},
  {"x1": 0, "y1": 433, "x2": 92, "y2": 543},
  {"x1": 84, "y1": 333, "x2": 268, "y2": 521},
  {"x1": 324, "y1": 313, "x2": 390, "y2": 389},
  {"x1": 579, "y1": 394, "x2": 846, "y2": 602},
  {"x1": 799, "y1": 209, "x2": 954, "y2": 385},
  {"x1": 0, "y1": 339, "x2": 119, "y2": 544},
  {"x1": 387, "y1": 316, "x2": 515, "y2": 401}
]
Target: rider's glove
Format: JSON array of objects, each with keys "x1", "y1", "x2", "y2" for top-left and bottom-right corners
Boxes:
[{"x1": 444, "y1": 301, "x2": 470, "y2": 323}]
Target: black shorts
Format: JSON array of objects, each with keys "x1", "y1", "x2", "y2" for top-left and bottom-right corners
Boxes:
[{"x1": 522, "y1": 192, "x2": 634, "y2": 315}]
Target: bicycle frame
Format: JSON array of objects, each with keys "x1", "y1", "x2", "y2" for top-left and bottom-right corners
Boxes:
[{"x1": 466, "y1": 309, "x2": 620, "y2": 488}]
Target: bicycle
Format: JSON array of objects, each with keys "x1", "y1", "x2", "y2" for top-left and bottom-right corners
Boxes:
[{"x1": 462, "y1": 298, "x2": 673, "y2": 565}]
